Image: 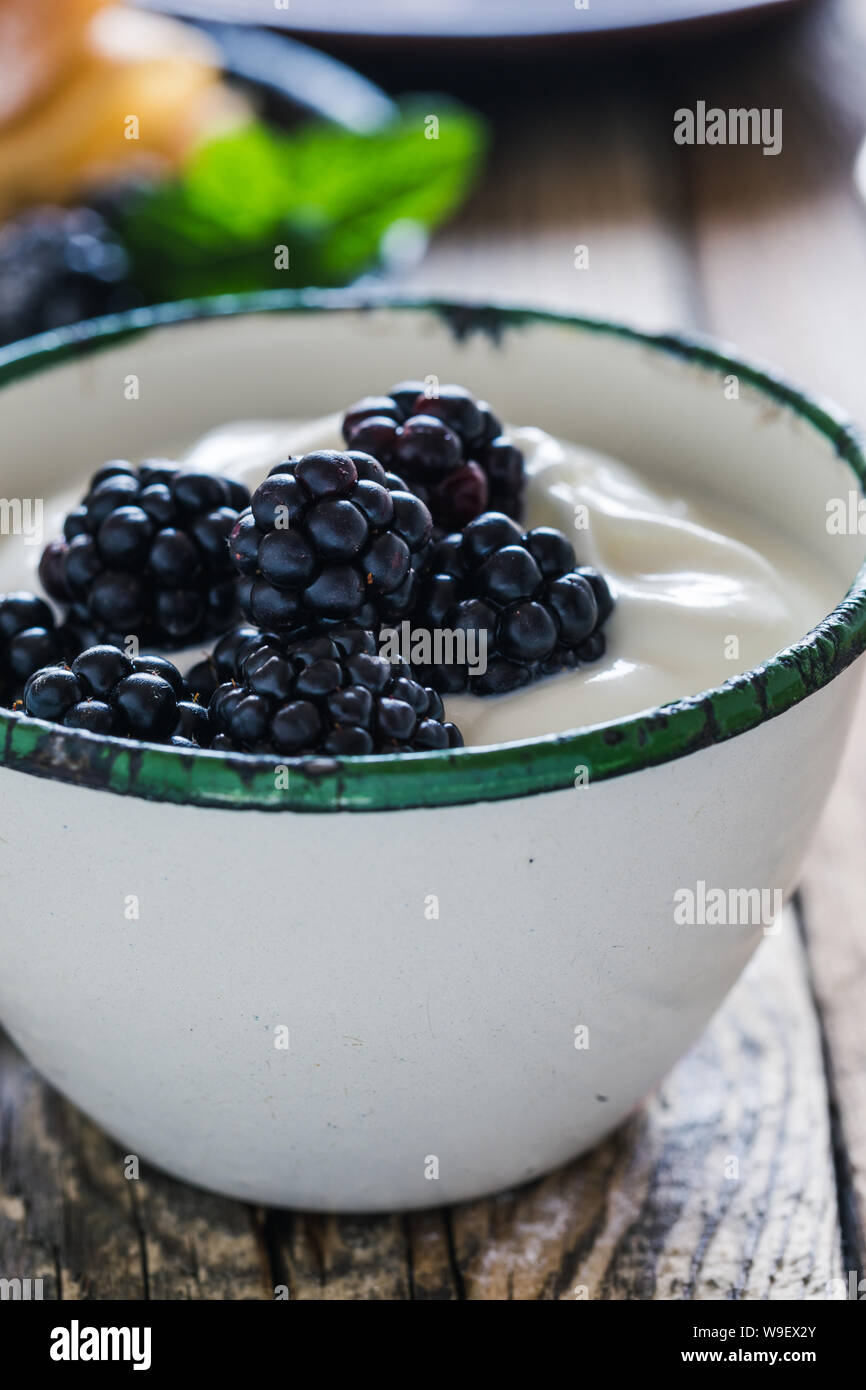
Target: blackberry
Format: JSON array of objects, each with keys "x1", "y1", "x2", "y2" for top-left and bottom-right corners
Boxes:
[
  {"x1": 41, "y1": 462, "x2": 250, "y2": 648},
  {"x1": 21, "y1": 644, "x2": 210, "y2": 747},
  {"x1": 184, "y1": 658, "x2": 220, "y2": 707},
  {"x1": 413, "y1": 513, "x2": 614, "y2": 695},
  {"x1": 110, "y1": 674, "x2": 178, "y2": 742},
  {"x1": 23, "y1": 667, "x2": 84, "y2": 724},
  {"x1": 0, "y1": 206, "x2": 141, "y2": 347},
  {"x1": 341, "y1": 383, "x2": 525, "y2": 526},
  {"x1": 0, "y1": 591, "x2": 64, "y2": 708},
  {"x1": 131, "y1": 653, "x2": 187, "y2": 698},
  {"x1": 183, "y1": 624, "x2": 267, "y2": 706},
  {"x1": 210, "y1": 624, "x2": 463, "y2": 756},
  {"x1": 229, "y1": 451, "x2": 432, "y2": 633},
  {"x1": 172, "y1": 700, "x2": 212, "y2": 748}
]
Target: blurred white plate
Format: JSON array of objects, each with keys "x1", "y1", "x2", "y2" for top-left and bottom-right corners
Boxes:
[{"x1": 142, "y1": 0, "x2": 805, "y2": 42}]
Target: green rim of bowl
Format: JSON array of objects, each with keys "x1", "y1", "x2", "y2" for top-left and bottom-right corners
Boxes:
[{"x1": 1, "y1": 290, "x2": 864, "y2": 813}]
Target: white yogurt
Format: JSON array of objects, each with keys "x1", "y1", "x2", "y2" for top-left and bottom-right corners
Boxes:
[
  {"x1": 182, "y1": 414, "x2": 838, "y2": 745},
  {"x1": 1, "y1": 416, "x2": 839, "y2": 748}
]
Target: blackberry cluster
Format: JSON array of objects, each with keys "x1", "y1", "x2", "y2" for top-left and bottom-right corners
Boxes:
[
  {"x1": 210, "y1": 624, "x2": 463, "y2": 756},
  {"x1": 229, "y1": 450, "x2": 432, "y2": 633},
  {"x1": 7, "y1": 382, "x2": 617, "y2": 757},
  {"x1": 415, "y1": 512, "x2": 614, "y2": 695},
  {"x1": 22, "y1": 645, "x2": 212, "y2": 747},
  {"x1": 40, "y1": 461, "x2": 250, "y2": 648},
  {"x1": 0, "y1": 206, "x2": 140, "y2": 347},
  {"x1": 341, "y1": 382, "x2": 525, "y2": 528},
  {"x1": 0, "y1": 591, "x2": 65, "y2": 708}
]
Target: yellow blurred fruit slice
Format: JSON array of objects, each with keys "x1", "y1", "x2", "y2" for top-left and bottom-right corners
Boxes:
[
  {"x1": 0, "y1": 0, "x2": 110, "y2": 127},
  {"x1": 0, "y1": 7, "x2": 246, "y2": 216}
]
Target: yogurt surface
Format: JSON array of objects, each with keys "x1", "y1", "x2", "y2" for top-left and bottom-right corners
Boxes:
[
  {"x1": 181, "y1": 415, "x2": 838, "y2": 746},
  {"x1": 1, "y1": 415, "x2": 839, "y2": 748}
]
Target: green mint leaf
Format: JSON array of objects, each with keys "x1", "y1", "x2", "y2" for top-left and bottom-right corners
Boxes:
[{"x1": 121, "y1": 102, "x2": 486, "y2": 299}]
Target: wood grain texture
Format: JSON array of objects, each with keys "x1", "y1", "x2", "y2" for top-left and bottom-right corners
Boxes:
[
  {"x1": 406, "y1": 74, "x2": 701, "y2": 331},
  {"x1": 800, "y1": 677, "x2": 866, "y2": 1268},
  {"x1": 0, "y1": 1030, "x2": 270, "y2": 1300},
  {"x1": 678, "y1": 0, "x2": 866, "y2": 1276},
  {"x1": 0, "y1": 1031, "x2": 143, "y2": 1300},
  {"x1": 267, "y1": 1211, "x2": 411, "y2": 1301},
  {"x1": 131, "y1": 1171, "x2": 269, "y2": 1301},
  {"x1": 675, "y1": 0, "x2": 866, "y2": 416}
]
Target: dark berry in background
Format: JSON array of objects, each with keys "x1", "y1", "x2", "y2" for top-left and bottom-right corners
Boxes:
[
  {"x1": 229, "y1": 450, "x2": 432, "y2": 633},
  {"x1": 414, "y1": 513, "x2": 614, "y2": 695},
  {"x1": 210, "y1": 623, "x2": 462, "y2": 756},
  {"x1": 0, "y1": 591, "x2": 64, "y2": 708},
  {"x1": 341, "y1": 382, "x2": 525, "y2": 527},
  {"x1": 21, "y1": 643, "x2": 210, "y2": 747},
  {"x1": 0, "y1": 206, "x2": 141, "y2": 347},
  {"x1": 41, "y1": 462, "x2": 250, "y2": 648}
]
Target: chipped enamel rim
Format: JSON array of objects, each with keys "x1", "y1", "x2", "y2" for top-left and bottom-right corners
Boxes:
[{"x1": 1, "y1": 290, "x2": 865, "y2": 812}]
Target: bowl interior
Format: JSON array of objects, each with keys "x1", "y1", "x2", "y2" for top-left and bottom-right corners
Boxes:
[
  {"x1": 0, "y1": 295, "x2": 864, "y2": 810},
  {"x1": 1, "y1": 303, "x2": 862, "y2": 585}
]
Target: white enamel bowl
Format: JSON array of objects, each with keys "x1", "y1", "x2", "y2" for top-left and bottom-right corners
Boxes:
[{"x1": 0, "y1": 295, "x2": 864, "y2": 1211}]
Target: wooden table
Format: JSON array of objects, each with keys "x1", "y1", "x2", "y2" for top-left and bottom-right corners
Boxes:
[{"x1": 2, "y1": 0, "x2": 866, "y2": 1300}]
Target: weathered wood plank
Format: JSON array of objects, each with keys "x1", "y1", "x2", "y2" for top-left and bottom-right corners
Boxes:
[
  {"x1": 0, "y1": 1031, "x2": 269, "y2": 1299},
  {"x1": 408, "y1": 79, "x2": 700, "y2": 333},
  {"x1": 800, "y1": 678, "x2": 866, "y2": 1267},
  {"x1": 0, "y1": 1030, "x2": 65, "y2": 1300},
  {"x1": 266, "y1": 1207, "x2": 460, "y2": 1300},
  {"x1": 131, "y1": 1173, "x2": 269, "y2": 1301},
  {"x1": 681, "y1": 0, "x2": 866, "y2": 1274},
  {"x1": 406, "y1": 1211, "x2": 460, "y2": 1300},
  {"x1": 678, "y1": 0, "x2": 866, "y2": 414},
  {"x1": 0, "y1": 1031, "x2": 145, "y2": 1300},
  {"x1": 266, "y1": 1210, "x2": 411, "y2": 1300}
]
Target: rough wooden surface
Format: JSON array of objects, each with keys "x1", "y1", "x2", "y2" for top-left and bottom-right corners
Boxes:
[
  {"x1": 801, "y1": 681, "x2": 866, "y2": 1271},
  {"x1": 674, "y1": 0, "x2": 866, "y2": 1282},
  {"x1": 2, "y1": 0, "x2": 865, "y2": 1299}
]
